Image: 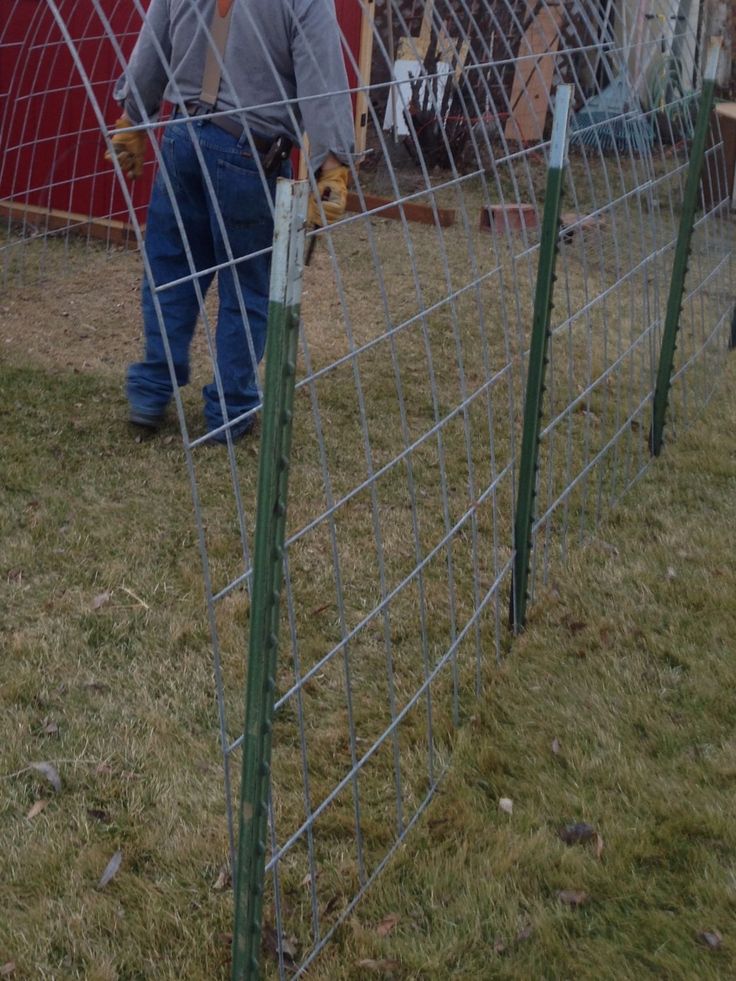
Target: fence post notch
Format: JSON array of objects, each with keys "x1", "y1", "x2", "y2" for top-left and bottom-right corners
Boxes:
[
  {"x1": 510, "y1": 84, "x2": 572, "y2": 633},
  {"x1": 231, "y1": 177, "x2": 309, "y2": 981},
  {"x1": 650, "y1": 37, "x2": 723, "y2": 457}
]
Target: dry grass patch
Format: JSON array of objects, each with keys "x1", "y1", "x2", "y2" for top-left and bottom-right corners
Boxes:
[
  {"x1": 1, "y1": 174, "x2": 733, "y2": 977},
  {"x1": 309, "y1": 356, "x2": 736, "y2": 980},
  {"x1": 2, "y1": 352, "x2": 734, "y2": 977}
]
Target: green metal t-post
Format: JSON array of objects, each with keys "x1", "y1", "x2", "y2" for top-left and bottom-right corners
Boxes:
[
  {"x1": 650, "y1": 37, "x2": 722, "y2": 456},
  {"x1": 232, "y1": 178, "x2": 309, "y2": 981},
  {"x1": 510, "y1": 85, "x2": 572, "y2": 633}
]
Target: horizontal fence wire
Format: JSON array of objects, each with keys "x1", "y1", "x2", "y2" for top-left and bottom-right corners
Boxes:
[{"x1": 1, "y1": 0, "x2": 734, "y2": 975}]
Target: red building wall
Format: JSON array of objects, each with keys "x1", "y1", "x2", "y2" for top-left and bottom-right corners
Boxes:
[{"x1": 0, "y1": 0, "x2": 363, "y2": 226}]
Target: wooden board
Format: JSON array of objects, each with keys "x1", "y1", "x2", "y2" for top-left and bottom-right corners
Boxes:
[
  {"x1": 346, "y1": 191, "x2": 455, "y2": 226},
  {"x1": 0, "y1": 193, "x2": 455, "y2": 253},
  {"x1": 396, "y1": 0, "x2": 434, "y2": 60},
  {"x1": 504, "y1": 4, "x2": 564, "y2": 145},
  {"x1": 354, "y1": 0, "x2": 376, "y2": 156},
  {"x1": 0, "y1": 200, "x2": 138, "y2": 247}
]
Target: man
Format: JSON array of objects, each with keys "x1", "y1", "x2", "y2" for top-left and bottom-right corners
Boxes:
[{"x1": 108, "y1": 0, "x2": 354, "y2": 443}]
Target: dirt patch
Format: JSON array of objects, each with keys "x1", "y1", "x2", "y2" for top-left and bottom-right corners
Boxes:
[
  {"x1": 3, "y1": 246, "x2": 143, "y2": 377},
  {"x1": 0, "y1": 228, "x2": 390, "y2": 386}
]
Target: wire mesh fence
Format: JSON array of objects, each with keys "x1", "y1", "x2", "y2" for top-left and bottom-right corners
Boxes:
[{"x1": 1, "y1": 0, "x2": 734, "y2": 975}]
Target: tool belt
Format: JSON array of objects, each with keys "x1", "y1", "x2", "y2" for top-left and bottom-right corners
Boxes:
[
  {"x1": 184, "y1": 102, "x2": 294, "y2": 174},
  {"x1": 183, "y1": 102, "x2": 292, "y2": 174}
]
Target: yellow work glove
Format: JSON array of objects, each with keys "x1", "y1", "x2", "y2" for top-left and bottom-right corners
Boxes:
[
  {"x1": 105, "y1": 114, "x2": 147, "y2": 179},
  {"x1": 307, "y1": 163, "x2": 349, "y2": 227}
]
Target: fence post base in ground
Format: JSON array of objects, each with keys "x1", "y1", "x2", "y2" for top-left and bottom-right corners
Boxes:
[
  {"x1": 231, "y1": 178, "x2": 309, "y2": 981},
  {"x1": 649, "y1": 37, "x2": 722, "y2": 457},
  {"x1": 509, "y1": 85, "x2": 572, "y2": 633}
]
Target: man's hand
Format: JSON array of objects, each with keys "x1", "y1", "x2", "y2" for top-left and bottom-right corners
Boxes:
[
  {"x1": 307, "y1": 162, "x2": 349, "y2": 227},
  {"x1": 105, "y1": 115, "x2": 147, "y2": 179}
]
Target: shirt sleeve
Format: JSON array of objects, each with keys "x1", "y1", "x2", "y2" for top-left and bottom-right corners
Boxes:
[
  {"x1": 291, "y1": 0, "x2": 355, "y2": 171},
  {"x1": 113, "y1": 0, "x2": 172, "y2": 124}
]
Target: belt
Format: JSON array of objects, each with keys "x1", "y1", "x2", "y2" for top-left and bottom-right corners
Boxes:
[{"x1": 183, "y1": 102, "x2": 291, "y2": 160}]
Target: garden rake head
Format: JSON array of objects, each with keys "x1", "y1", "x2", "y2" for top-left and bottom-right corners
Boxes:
[{"x1": 571, "y1": 74, "x2": 653, "y2": 155}]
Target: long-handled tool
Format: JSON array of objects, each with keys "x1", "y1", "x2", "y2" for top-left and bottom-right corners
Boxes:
[{"x1": 305, "y1": 184, "x2": 334, "y2": 265}]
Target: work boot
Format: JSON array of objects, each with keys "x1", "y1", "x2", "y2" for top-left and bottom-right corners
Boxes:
[
  {"x1": 129, "y1": 407, "x2": 165, "y2": 432},
  {"x1": 204, "y1": 416, "x2": 257, "y2": 446}
]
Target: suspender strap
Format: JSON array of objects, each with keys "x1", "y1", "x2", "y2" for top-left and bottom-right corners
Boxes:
[{"x1": 200, "y1": 0, "x2": 235, "y2": 109}]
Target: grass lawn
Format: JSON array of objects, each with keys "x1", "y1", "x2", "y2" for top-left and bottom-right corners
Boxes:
[
  {"x1": 1, "y1": 347, "x2": 734, "y2": 978},
  {"x1": 311, "y1": 355, "x2": 736, "y2": 979},
  {"x1": 2, "y1": 340, "x2": 735, "y2": 977},
  {"x1": 1, "y1": 214, "x2": 734, "y2": 978}
]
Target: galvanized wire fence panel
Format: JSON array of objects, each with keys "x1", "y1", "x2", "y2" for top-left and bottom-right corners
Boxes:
[{"x1": 1, "y1": 0, "x2": 733, "y2": 974}]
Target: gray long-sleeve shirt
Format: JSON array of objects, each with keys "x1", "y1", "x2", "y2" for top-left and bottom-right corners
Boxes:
[{"x1": 114, "y1": 0, "x2": 354, "y2": 170}]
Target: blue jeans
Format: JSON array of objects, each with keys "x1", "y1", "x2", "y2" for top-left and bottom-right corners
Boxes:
[{"x1": 127, "y1": 119, "x2": 289, "y2": 437}]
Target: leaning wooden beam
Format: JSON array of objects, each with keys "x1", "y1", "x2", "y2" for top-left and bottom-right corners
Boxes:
[
  {"x1": 346, "y1": 191, "x2": 455, "y2": 225},
  {"x1": 0, "y1": 200, "x2": 137, "y2": 247},
  {"x1": 354, "y1": 0, "x2": 376, "y2": 156}
]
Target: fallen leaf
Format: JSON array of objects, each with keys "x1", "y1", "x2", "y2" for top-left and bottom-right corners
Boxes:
[
  {"x1": 557, "y1": 889, "x2": 589, "y2": 907},
  {"x1": 0, "y1": 964, "x2": 15, "y2": 976},
  {"x1": 356, "y1": 960, "x2": 400, "y2": 973},
  {"x1": 376, "y1": 912, "x2": 400, "y2": 937},
  {"x1": 595, "y1": 832, "x2": 605, "y2": 860},
  {"x1": 697, "y1": 930, "x2": 722, "y2": 950},
  {"x1": 91, "y1": 591, "x2": 112, "y2": 610},
  {"x1": 262, "y1": 924, "x2": 279, "y2": 960},
  {"x1": 322, "y1": 895, "x2": 339, "y2": 918},
  {"x1": 558, "y1": 823, "x2": 596, "y2": 845},
  {"x1": 499, "y1": 797, "x2": 513, "y2": 814},
  {"x1": 551, "y1": 737, "x2": 561, "y2": 755},
  {"x1": 262, "y1": 925, "x2": 297, "y2": 966},
  {"x1": 87, "y1": 808, "x2": 112, "y2": 824},
  {"x1": 213, "y1": 865, "x2": 231, "y2": 891},
  {"x1": 97, "y1": 850, "x2": 123, "y2": 889},
  {"x1": 30, "y1": 762, "x2": 61, "y2": 793},
  {"x1": 27, "y1": 799, "x2": 49, "y2": 820}
]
